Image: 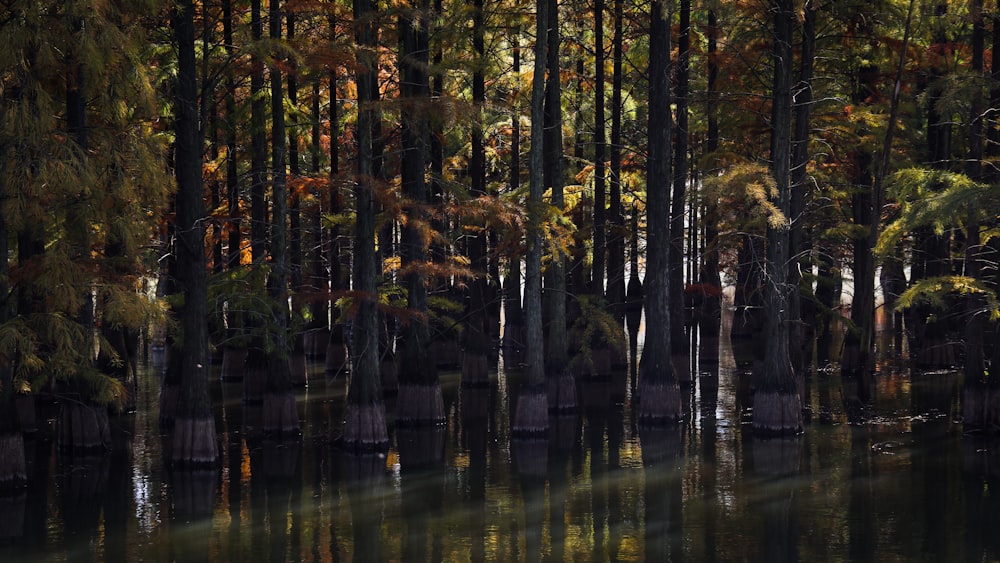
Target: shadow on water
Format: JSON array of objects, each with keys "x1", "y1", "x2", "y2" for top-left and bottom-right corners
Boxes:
[{"x1": 5, "y1": 308, "x2": 1000, "y2": 561}]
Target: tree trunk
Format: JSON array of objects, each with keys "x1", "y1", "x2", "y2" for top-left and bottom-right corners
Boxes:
[
  {"x1": 637, "y1": 0, "x2": 680, "y2": 425},
  {"x1": 542, "y1": 0, "x2": 573, "y2": 412},
  {"x1": 605, "y1": 0, "x2": 626, "y2": 324},
  {"x1": 753, "y1": 0, "x2": 802, "y2": 437},
  {"x1": 592, "y1": 0, "x2": 606, "y2": 299},
  {"x1": 512, "y1": 0, "x2": 550, "y2": 437},
  {"x1": 264, "y1": 0, "x2": 299, "y2": 438},
  {"x1": 789, "y1": 0, "x2": 815, "y2": 374},
  {"x1": 397, "y1": 0, "x2": 445, "y2": 425},
  {"x1": 461, "y1": 0, "x2": 492, "y2": 386},
  {"x1": 343, "y1": 0, "x2": 389, "y2": 453},
  {"x1": 669, "y1": 0, "x2": 691, "y2": 384},
  {"x1": 167, "y1": 0, "x2": 218, "y2": 466},
  {"x1": 699, "y1": 7, "x2": 722, "y2": 344}
]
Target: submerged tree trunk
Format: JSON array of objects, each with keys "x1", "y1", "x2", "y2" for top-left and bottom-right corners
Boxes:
[
  {"x1": 605, "y1": 0, "x2": 626, "y2": 323},
  {"x1": 397, "y1": 0, "x2": 445, "y2": 425},
  {"x1": 263, "y1": 0, "x2": 299, "y2": 439},
  {"x1": 637, "y1": 0, "x2": 681, "y2": 425},
  {"x1": 0, "y1": 213, "x2": 24, "y2": 491},
  {"x1": 543, "y1": 0, "x2": 574, "y2": 412},
  {"x1": 753, "y1": 0, "x2": 802, "y2": 437},
  {"x1": 462, "y1": 0, "x2": 492, "y2": 386},
  {"x1": 166, "y1": 0, "x2": 218, "y2": 466},
  {"x1": 511, "y1": 0, "x2": 549, "y2": 437},
  {"x1": 669, "y1": 0, "x2": 691, "y2": 384},
  {"x1": 343, "y1": 0, "x2": 389, "y2": 452}
]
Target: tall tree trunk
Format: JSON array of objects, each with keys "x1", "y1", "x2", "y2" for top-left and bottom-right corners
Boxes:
[
  {"x1": 669, "y1": 0, "x2": 690, "y2": 384},
  {"x1": 592, "y1": 0, "x2": 606, "y2": 299},
  {"x1": 789, "y1": 0, "x2": 815, "y2": 374},
  {"x1": 343, "y1": 0, "x2": 389, "y2": 452},
  {"x1": 605, "y1": 0, "x2": 626, "y2": 324},
  {"x1": 502, "y1": 24, "x2": 525, "y2": 354},
  {"x1": 167, "y1": 0, "x2": 218, "y2": 466},
  {"x1": 397, "y1": 0, "x2": 445, "y2": 425},
  {"x1": 462, "y1": 0, "x2": 491, "y2": 385},
  {"x1": 244, "y1": 0, "x2": 269, "y2": 404},
  {"x1": 841, "y1": 0, "x2": 915, "y2": 385},
  {"x1": 637, "y1": 0, "x2": 680, "y2": 425},
  {"x1": 963, "y1": 0, "x2": 995, "y2": 430},
  {"x1": 325, "y1": 14, "x2": 349, "y2": 379},
  {"x1": 511, "y1": 0, "x2": 549, "y2": 437},
  {"x1": 543, "y1": 0, "x2": 573, "y2": 411},
  {"x1": 264, "y1": 0, "x2": 299, "y2": 437},
  {"x1": 753, "y1": 0, "x2": 802, "y2": 436},
  {"x1": 699, "y1": 6, "x2": 722, "y2": 341}
]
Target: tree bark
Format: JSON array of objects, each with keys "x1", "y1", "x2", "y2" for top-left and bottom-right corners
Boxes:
[
  {"x1": 512, "y1": 0, "x2": 549, "y2": 437},
  {"x1": 605, "y1": 0, "x2": 626, "y2": 323},
  {"x1": 397, "y1": 0, "x2": 445, "y2": 425},
  {"x1": 753, "y1": 0, "x2": 802, "y2": 437},
  {"x1": 637, "y1": 0, "x2": 680, "y2": 425},
  {"x1": 167, "y1": 0, "x2": 218, "y2": 466},
  {"x1": 669, "y1": 0, "x2": 691, "y2": 384},
  {"x1": 343, "y1": 0, "x2": 389, "y2": 452}
]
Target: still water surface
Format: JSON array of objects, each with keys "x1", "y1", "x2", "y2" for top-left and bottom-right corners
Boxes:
[{"x1": 2, "y1": 323, "x2": 999, "y2": 562}]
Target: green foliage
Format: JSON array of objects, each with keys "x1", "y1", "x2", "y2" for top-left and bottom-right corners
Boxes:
[
  {"x1": 700, "y1": 162, "x2": 786, "y2": 232},
  {"x1": 568, "y1": 295, "x2": 626, "y2": 377},
  {"x1": 894, "y1": 275, "x2": 1000, "y2": 321},
  {"x1": 877, "y1": 167, "x2": 992, "y2": 255}
]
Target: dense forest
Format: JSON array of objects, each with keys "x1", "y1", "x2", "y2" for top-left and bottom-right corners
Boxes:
[{"x1": 0, "y1": 0, "x2": 999, "y2": 496}]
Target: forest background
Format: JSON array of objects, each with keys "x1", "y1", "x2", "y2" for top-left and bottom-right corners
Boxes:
[{"x1": 0, "y1": 0, "x2": 998, "y2": 482}]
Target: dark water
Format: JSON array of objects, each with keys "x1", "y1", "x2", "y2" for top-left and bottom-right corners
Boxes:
[{"x1": 3, "y1": 323, "x2": 1000, "y2": 562}]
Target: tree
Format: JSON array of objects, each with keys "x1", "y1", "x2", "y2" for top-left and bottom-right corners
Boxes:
[
  {"x1": 637, "y1": 0, "x2": 681, "y2": 425},
  {"x1": 166, "y1": 0, "x2": 218, "y2": 466},
  {"x1": 397, "y1": 0, "x2": 445, "y2": 425},
  {"x1": 752, "y1": 0, "x2": 801, "y2": 436},
  {"x1": 511, "y1": 0, "x2": 550, "y2": 437},
  {"x1": 343, "y1": 0, "x2": 389, "y2": 452}
]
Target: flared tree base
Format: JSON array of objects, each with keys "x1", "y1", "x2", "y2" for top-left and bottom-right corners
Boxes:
[
  {"x1": 512, "y1": 388, "x2": 548, "y2": 438},
  {"x1": 547, "y1": 372, "x2": 577, "y2": 413},
  {"x1": 243, "y1": 355, "x2": 266, "y2": 405},
  {"x1": 395, "y1": 384, "x2": 446, "y2": 427},
  {"x1": 637, "y1": 380, "x2": 682, "y2": 426},
  {"x1": 0, "y1": 432, "x2": 26, "y2": 492},
  {"x1": 262, "y1": 392, "x2": 301, "y2": 439},
  {"x1": 751, "y1": 390, "x2": 803, "y2": 437},
  {"x1": 342, "y1": 402, "x2": 389, "y2": 453},
  {"x1": 169, "y1": 416, "x2": 218, "y2": 467},
  {"x1": 58, "y1": 402, "x2": 111, "y2": 453}
]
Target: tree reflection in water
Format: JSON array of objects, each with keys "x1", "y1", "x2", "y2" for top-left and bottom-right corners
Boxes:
[{"x1": 2, "y1": 325, "x2": 1000, "y2": 561}]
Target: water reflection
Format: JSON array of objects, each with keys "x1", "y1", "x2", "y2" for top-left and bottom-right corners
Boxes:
[{"x1": 4, "y1": 319, "x2": 1000, "y2": 562}]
